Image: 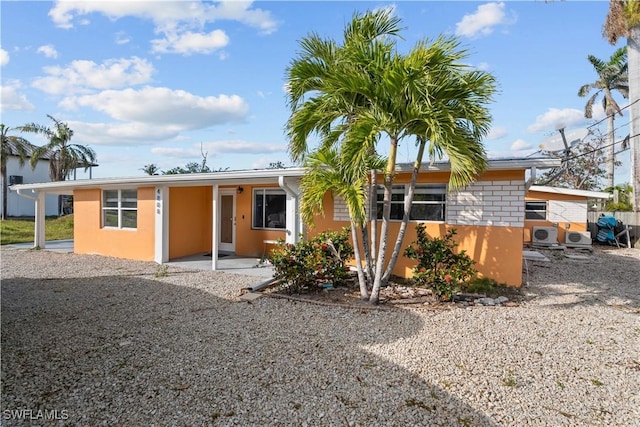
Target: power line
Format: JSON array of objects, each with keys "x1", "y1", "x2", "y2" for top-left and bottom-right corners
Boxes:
[
  {"x1": 585, "y1": 98, "x2": 640, "y2": 130},
  {"x1": 563, "y1": 132, "x2": 639, "y2": 162}
]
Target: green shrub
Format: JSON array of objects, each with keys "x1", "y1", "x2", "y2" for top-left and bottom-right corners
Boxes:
[
  {"x1": 269, "y1": 228, "x2": 353, "y2": 294},
  {"x1": 403, "y1": 225, "x2": 476, "y2": 301}
]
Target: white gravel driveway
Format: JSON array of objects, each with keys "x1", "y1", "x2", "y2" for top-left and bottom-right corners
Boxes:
[{"x1": 1, "y1": 246, "x2": 639, "y2": 426}]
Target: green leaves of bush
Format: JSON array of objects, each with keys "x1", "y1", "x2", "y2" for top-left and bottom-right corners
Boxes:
[
  {"x1": 269, "y1": 228, "x2": 354, "y2": 294},
  {"x1": 404, "y1": 225, "x2": 476, "y2": 301}
]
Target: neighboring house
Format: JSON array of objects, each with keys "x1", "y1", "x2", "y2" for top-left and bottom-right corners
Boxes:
[
  {"x1": 1, "y1": 147, "x2": 59, "y2": 217},
  {"x1": 11, "y1": 157, "x2": 560, "y2": 287},
  {"x1": 1, "y1": 144, "x2": 97, "y2": 217},
  {"x1": 524, "y1": 186, "x2": 610, "y2": 244}
]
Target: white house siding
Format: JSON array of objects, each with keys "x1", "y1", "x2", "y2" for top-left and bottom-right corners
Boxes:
[
  {"x1": 1, "y1": 157, "x2": 58, "y2": 217},
  {"x1": 447, "y1": 180, "x2": 526, "y2": 227},
  {"x1": 548, "y1": 200, "x2": 587, "y2": 224}
]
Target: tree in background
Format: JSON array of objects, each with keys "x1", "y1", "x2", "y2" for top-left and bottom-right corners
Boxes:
[
  {"x1": 162, "y1": 143, "x2": 228, "y2": 174},
  {"x1": 286, "y1": 10, "x2": 496, "y2": 304},
  {"x1": 603, "y1": 0, "x2": 640, "y2": 211},
  {"x1": 577, "y1": 47, "x2": 628, "y2": 189},
  {"x1": 140, "y1": 164, "x2": 160, "y2": 175},
  {"x1": 535, "y1": 129, "x2": 612, "y2": 190},
  {"x1": 0, "y1": 124, "x2": 31, "y2": 219},
  {"x1": 604, "y1": 182, "x2": 634, "y2": 211},
  {"x1": 18, "y1": 115, "x2": 96, "y2": 215}
]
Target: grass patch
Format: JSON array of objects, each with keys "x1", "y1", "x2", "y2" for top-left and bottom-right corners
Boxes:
[{"x1": 0, "y1": 215, "x2": 74, "y2": 245}]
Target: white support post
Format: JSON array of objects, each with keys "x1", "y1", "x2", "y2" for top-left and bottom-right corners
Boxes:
[
  {"x1": 34, "y1": 192, "x2": 46, "y2": 249},
  {"x1": 212, "y1": 185, "x2": 219, "y2": 271},
  {"x1": 154, "y1": 187, "x2": 169, "y2": 263}
]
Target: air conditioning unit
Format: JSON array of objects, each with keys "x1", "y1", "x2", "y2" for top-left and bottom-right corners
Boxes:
[
  {"x1": 9, "y1": 175, "x2": 23, "y2": 185},
  {"x1": 532, "y1": 226, "x2": 558, "y2": 245},
  {"x1": 565, "y1": 231, "x2": 592, "y2": 248}
]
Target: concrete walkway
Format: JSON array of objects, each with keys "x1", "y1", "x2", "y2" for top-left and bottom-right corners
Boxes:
[{"x1": 5, "y1": 240, "x2": 274, "y2": 279}]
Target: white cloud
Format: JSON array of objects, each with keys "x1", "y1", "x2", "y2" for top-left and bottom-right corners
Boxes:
[
  {"x1": 67, "y1": 121, "x2": 182, "y2": 145},
  {"x1": 32, "y1": 57, "x2": 155, "y2": 95},
  {"x1": 0, "y1": 80, "x2": 35, "y2": 112},
  {"x1": 37, "y1": 44, "x2": 58, "y2": 59},
  {"x1": 455, "y1": 2, "x2": 515, "y2": 38},
  {"x1": 201, "y1": 140, "x2": 286, "y2": 155},
  {"x1": 151, "y1": 147, "x2": 199, "y2": 158},
  {"x1": 0, "y1": 48, "x2": 10, "y2": 66},
  {"x1": 527, "y1": 108, "x2": 584, "y2": 133},
  {"x1": 61, "y1": 86, "x2": 249, "y2": 130},
  {"x1": 115, "y1": 32, "x2": 130, "y2": 45},
  {"x1": 49, "y1": 1, "x2": 278, "y2": 54},
  {"x1": 151, "y1": 29, "x2": 229, "y2": 55},
  {"x1": 487, "y1": 126, "x2": 507, "y2": 140},
  {"x1": 510, "y1": 139, "x2": 533, "y2": 151}
]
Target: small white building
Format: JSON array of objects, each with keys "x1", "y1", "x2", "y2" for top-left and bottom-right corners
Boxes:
[{"x1": 1, "y1": 145, "x2": 96, "y2": 217}]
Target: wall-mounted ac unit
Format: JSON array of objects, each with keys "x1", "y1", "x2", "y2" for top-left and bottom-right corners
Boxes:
[
  {"x1": 565, "y1": 231, "x2": 592, "y2": 248},
  {"x1": 9, "y1": 175, "x2": 23, "y2": 185},
  {"x1": 532, "y1": 226, "x2": 558, "y2": 245}
]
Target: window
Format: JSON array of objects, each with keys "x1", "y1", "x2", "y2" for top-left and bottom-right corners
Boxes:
[
  {"x1": 253, "y1": 188, "x2": 286, "y2": 229},
  {"x1": 525, "y1": 201, "x2": 547, "y2": 220},
  {"x1": 377, "y1": 184, "x2": 446, "y2": 221},
  {"x1": 103, "y1": 189, "x2": 137, "y2": 229}
]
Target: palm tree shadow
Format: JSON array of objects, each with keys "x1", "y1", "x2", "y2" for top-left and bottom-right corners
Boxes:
[{"x1": 1, "y1": 270, "x2": 497, "y2": 426}]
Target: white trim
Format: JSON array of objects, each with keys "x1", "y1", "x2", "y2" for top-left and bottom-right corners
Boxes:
[
  {"x1": 154, "y1": 187, "x2": 169, "y2": 263},
  {"x1": 9, "y1": 158, "x2": 562, "y2": 194},
  {"x1": 528, "y1": 185, "x2": 610, "y2": 199}
]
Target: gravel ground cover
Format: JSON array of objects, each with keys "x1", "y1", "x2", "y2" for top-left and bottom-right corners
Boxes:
[{"x1": 1, "y1": 246, "x2": 639, "y2": 426}]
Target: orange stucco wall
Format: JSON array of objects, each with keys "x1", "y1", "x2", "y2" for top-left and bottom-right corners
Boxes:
[
  {"x1": 168, "y1": 186, "x2": 213, "y2": 259},
  {"x1": 235, "y1": 184, "x2": 288, "y2": 257},
  {"x1": 167, "y1": 184, "x2": 288, "y2": 259},
  {"x1": 74, "y1": 187, "x2": 155, "y2": 260},
  {"x1": 309, "y1": 169, "x2": 526, "y2": 287},
  {"x1": 524, "y1": 191, "x2": 587, "y2": 243}
]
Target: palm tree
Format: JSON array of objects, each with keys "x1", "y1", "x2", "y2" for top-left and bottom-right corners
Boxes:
[
  {"x1": 18, "y1": 115, "x2": 96, "y2": 215},
  {"x1": 140, "y1": 163, "x2": 160, "y2": 175},
  {"x1": 286, "y1": 10, "x2": 496, "y2": 304},
  {"x1": 0, "y1": 124, "x2": 31, "y2": 219},
  {"x1": 578, "y1": 47, "x2": 628, "y2": 189},
  {"x1": 603, "y1": 0, "x2": 640, "y2": 212}
]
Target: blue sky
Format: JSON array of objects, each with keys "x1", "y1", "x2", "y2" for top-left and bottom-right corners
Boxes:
[{"x1": 0, "y1": 1, "x2": 632, "y2": 185}]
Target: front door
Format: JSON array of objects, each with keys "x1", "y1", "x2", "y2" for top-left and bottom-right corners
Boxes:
[{"x1": 219, "y1": 192, "x2": 235, "y2": 252}]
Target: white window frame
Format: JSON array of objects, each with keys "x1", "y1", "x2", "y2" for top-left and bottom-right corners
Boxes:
[
  {"x1": 102, "y1": 189, "x2": 138, "y2": 229},
  {"x1": 525, "y1": 201, "x2": 547, "y2": 221},
  {"x1": 252, "y1": 188, "x2": 286, "y2": 230},
  {"x1": 376, "y1": 184, "x2": 446, "y2": 222}
]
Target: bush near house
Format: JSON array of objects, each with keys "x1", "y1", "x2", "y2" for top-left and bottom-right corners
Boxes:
[
  {"x1": 0, "y1": 215, "x2": 74, "y2": 245},
  {"x1": 404, "y1": 225, "x2": 476, "y2": 301},
  {"x1": 269, "y1": 228, "x2": 354, "y2": 294}
]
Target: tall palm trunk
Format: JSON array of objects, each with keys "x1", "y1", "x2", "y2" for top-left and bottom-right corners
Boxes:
[
  {"x1": 630, "y1": 24, "x2": 640, "y2": 211},
  {"x1": 382, "y1": 140, "x2": 426, "y2": 282},
  {"x1": 349, "y1": 219, "x2": 369, "y2": 300},
  {"x1": 370, "y1": 137, "x2": 398, "y2": 304},
  {"x1": 606, "y1": 110, "x2": 616, "y2": 189}
]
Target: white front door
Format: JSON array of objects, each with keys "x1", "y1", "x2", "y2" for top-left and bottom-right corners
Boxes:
[{"x1": 219, "y1": 191, "x2": 235, "y2": 252}]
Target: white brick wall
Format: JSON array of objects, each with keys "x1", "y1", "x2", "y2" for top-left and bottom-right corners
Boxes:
[
  {"x1": 549, "y1": 200, "x2": 587, "y2": 223},
  {"x1": 333, "y1": 180, "x2": 527, "y2": 227},
  {"x1": 333, "y1": 196, "x2": 351, "y2": 221},
  {"x1": 447, "y1": 180, "x2": 525, "y2": 227}
]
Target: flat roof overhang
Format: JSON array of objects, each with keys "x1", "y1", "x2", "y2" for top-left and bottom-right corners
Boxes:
[{"x1": 9, "y1": 157, "x2": 562, "y2": 195}]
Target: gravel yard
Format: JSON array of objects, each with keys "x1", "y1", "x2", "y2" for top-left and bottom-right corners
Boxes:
[{"x1": 1, "y1": 246, "x2": 639, "y2": 426}]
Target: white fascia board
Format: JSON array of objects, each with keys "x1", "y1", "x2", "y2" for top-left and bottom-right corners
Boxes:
[
  {"x1": 528, "y1": 185, "x2": 611, "y2": 199},
  {"x1": 9, "y1": 167, "x2": 307, "y2": 194}
]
